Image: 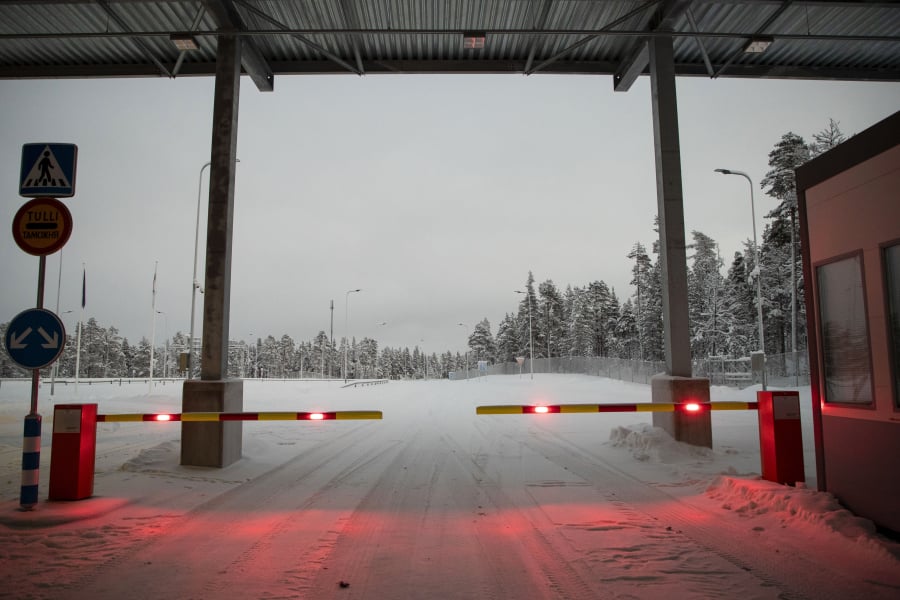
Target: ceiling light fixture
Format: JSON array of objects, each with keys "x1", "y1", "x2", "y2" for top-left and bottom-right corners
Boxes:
[
  {"x1": 743, "y1": 37, "x2": 773, "y2": 54},
  {"x1": 463, "y1": 31, "x2": 486, "y2": 49},
  {"x1": 170, "y1": 33, "x2": 199, "y2": 51}
]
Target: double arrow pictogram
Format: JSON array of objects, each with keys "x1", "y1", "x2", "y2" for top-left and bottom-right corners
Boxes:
[{"x1": 7, "y1": 327, "x2": 60, "y2": 350}]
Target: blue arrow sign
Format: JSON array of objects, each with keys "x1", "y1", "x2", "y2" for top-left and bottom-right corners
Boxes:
[
  {"x1": 20, "y1": 143, "x2": 78, "y2": 197},
  {"x1": 4, "y1": 308, "x2": 66, "y2": 369}
]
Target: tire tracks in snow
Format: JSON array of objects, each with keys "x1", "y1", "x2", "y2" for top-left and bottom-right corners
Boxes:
[
  {"x1": 65, "y1": 421, "x2": 404, "y2": 599},
  {"x1": 516, "y1": 419, "x2": 897, "y2": 600}
]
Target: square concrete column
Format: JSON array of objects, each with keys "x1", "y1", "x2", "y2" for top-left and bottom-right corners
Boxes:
[
  {"x1": 182, "y1": 33, "x2": 243, "y2": 467},
  {"x1": 648, "y1": 34, "x2": 711, "y2": 446},
  {"x1": 651, "y1": 375, "x2": 711, "y2": 448},
  {"x1": 181, "y1": 379, "x2": 243, "y2": 467}
]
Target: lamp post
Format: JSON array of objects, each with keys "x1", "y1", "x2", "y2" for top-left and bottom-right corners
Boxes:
[
  {"x1": 514, "y1": 290, "x2": 534, "y2": 380},
  {"x1": 156, "y1": 310, "x2": 168, "y2": 379},
  {"x1": 715, "y1": 168, "x2": 766, "y2": 390},
  {"x1": 457, "y1": 323, "x2": 470, "y2": 380},
  {"x1": 189, "y1": 158, "x2": 239, "y2": 379},
  {"x1": 344, "y1": 288, "x2": 361, "y2": 382}
]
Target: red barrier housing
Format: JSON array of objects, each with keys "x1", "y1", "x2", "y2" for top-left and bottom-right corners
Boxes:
[
  {"x1": 49, "y1": 404, "x2": 97, "y2": 500},
  {"x1": 757, "y1": 391, "x2": 805, "y2": 485}
]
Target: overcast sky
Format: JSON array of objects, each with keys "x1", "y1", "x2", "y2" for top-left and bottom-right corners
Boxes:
[{"x1": 1, "y1": 73, "x2": 898, "y2": 354}]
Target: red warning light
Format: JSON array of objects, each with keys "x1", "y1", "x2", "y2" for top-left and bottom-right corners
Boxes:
[
  {"x1": 524, "y1": 405, "x2": 560, "y2": 414},
  {"x1": 309, "y1": 413, "x2": 325, "y2": 420},
  {"x1": 682, "y1": 402, "x2": 702, "y2": 412},
  {"x1": 155, "y1": 414, "x2": 173, "y2": 422}
]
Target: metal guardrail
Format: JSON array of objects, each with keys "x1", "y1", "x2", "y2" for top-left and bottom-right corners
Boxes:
[{"x1": 341, "y1": 379, "x2": 389, "y2": 388}]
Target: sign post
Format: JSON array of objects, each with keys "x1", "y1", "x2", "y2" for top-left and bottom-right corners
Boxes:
[{"x1": 7, "y1": 142, "x2": 78, "y2": 509}]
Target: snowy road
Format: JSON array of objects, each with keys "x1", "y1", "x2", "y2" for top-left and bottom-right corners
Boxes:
[{"x1": 1, "y1": 376, "x2": 898, "y2": 599}]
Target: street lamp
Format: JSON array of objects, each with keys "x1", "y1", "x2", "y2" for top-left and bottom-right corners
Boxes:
[
  {"x1": 156, "y1": 310, "x2": 168, "y2": 378},
  {"x1": 344, "y1": 288, "x2": 361, "y2": 382},
  {"x1": 715, "y1": 168, "x2": 766, "y2": 389},
  {"x1": 458, "y1": 323, "x2": 469, "y2": 380},
  {"x1": 514, "y1": 290, "x2": 534, "y2": 380},
  {"x1": 189, "y1": 158, "x2": 239, "y2": 379}
]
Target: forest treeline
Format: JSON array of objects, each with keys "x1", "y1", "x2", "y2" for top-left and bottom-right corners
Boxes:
[{"x1": 1, "y1": 121, "x2": 846, "y2": 380}]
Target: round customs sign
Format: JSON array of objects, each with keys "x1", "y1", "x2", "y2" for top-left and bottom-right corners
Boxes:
[{"x1": 12, "y1": 197, "x2": 73, "y2": 256}]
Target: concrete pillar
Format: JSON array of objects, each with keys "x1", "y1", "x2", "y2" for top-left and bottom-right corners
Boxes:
[
  {"x1": 649, "y1": 34, "x2": 691, "y2": 378},
  {"x1": 648, "y1": 34, "x2": 711, "y2": 445},
  {"x1": 182, "y1": 33, "x2": 243, "y2": 467}
]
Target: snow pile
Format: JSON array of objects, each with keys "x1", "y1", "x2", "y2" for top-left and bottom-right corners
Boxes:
[
  {"x1": 707, "y1": 475, "x2": 879, "y2": 541},
  {"x1": 609, "y1": 423, "x2": 714, "y2": 463}
]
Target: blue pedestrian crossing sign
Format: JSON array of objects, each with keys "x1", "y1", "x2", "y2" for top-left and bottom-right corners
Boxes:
[
  {"x1": 4, "y1": 308, "x2": 66, "y2": 369},
  {"x1": 20, "y1": 143, "x2": 78, "y2": 197}
]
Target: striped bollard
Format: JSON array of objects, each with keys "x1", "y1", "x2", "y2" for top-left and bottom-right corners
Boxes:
[{"x1": 20, "y1": 413, "x2": 42, "y2": 510}]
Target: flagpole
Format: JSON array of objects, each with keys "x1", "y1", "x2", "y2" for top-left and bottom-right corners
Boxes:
[
  {"x1": 74, "y1": 264, "x2": 84, "y2": 394},
  {"x1": 149, "y1": 261, "x2": 157, "y2": 393}
]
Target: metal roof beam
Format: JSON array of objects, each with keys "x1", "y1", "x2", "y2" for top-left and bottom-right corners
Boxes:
[
  {"x1": 202, "y1": 0, "x2": 274, "y2": 92},
  {"x1": 526, "y1": 0, "x2": 661, "y2": 76},
  {"x1": 2, "y1": 60, "x2": 898, "y2": 82},
  {"x1": 96, "y1": 0, "x2": 172, "y2": 78},
  {"x1": 232, "y1": 0, "x2": 362, "y2": 76},
  {"x1": 713, "y1": 0, "x2": 794, "y2": 78},
  {"x1": 524, "y1": 0, "x2": 556, "y2": 74},
  {"x1": 613, "y1": 0, "x2": 694, "y2": 92}
]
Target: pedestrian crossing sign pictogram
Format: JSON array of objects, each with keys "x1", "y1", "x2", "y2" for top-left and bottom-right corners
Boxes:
[{"x1": 20, "y1": 143, "x2": 78, "y2": 197}]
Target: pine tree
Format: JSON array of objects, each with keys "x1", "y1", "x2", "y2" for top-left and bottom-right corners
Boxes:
[
  {"x1": 687, "y1": 231, "x2": 724, "y2": 358},
  {"x1": 537, "y1": 280, "x2": 565, "y2": 360},
  {"x1": 467, "y1": 318, "x2": 497, "y2": 364},
  {"x1": 495, "y1": 313, "x2": 521, "y2": 362},
  {"x1": 810, "y1": 118, "x2": 847, "y2": 158},
  {"x1": 516, "y1": 272, "x2": 539, "y2": 360},
  {"x1": 761, "y1": 131, "x2": 811, "y2": 356}
]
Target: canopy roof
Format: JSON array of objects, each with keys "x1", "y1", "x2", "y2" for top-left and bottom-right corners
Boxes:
[{"x1": 2, "y1": 1, "x2": 899, "y2": 91}]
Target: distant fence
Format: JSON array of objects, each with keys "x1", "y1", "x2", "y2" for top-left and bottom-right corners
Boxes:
[{"x1": 451, "y1": 351, "x2": 810, "y2": 389}]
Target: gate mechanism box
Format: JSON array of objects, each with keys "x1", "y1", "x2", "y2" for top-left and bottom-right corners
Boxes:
[{"x1": 49, "y1": 404, "x2": 97, "y2": 500}]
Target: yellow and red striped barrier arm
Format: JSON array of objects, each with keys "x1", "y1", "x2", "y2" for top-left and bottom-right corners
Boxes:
[
  {"x1": 476, "y1": 402, "x2": 757, "y2": 415},
  {"x1": 97, "y1": 410, "x2": 383, "y2": 422}
]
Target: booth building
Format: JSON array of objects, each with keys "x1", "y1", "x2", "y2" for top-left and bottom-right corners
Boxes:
[{"x1": 797, "y1": 111, "x2": 900, "y2": 533}]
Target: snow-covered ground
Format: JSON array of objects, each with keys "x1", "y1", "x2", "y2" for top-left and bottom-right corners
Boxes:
[{"x1": 0, "y1": 375, "x2": 898, "y2": 599}]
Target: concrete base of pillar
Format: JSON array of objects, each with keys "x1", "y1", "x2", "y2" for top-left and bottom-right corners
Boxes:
[
  {"x1": 651, "y1": 375, "x2": 712, "y2": 448},
  {"x1": 181, "y1": 379, "x2": 243, "y2": 467}
]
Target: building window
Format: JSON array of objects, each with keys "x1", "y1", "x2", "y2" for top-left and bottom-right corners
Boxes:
[
  {"x1": 885, "y1": 243, "x2": 900, "y2": 409},
  {"x1": 816, "y1": 254, "x2": 873, "y2": 405}
]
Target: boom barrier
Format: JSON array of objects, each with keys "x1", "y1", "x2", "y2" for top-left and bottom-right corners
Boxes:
[
  {"x1": 97, "y1": 410, "x2": 383, "y2": 422},
  {"x1": 476, "y1": 401, "x2": 758, "y2": 415}
]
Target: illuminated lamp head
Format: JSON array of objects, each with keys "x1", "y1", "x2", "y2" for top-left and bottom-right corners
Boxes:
[
  {"x1": 309, "y1": 412, "x2": 325, "y2": 420},
  {"x1": 154, "y1": 414, "x2": 173, "y2": 422},
  {"x1": 534, "y1": 406, "x2": 550, "y2": 414},
  {"x1": 681, "y1": 402, "x2": 702, "y2": 413}
]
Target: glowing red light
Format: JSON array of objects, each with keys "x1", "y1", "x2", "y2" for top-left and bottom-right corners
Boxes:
[
  {"x1": 534, "y1": 406, "x2": 550, "y2": 414},
  {"x1": 683, "y1": 402, "x2": 701, "y2": 412},
  {"x1": 309, "y1": 412, "x2": 325, "y2": 420},
  {"x1": 155, "y1": 414, "x2": 172, "y2": 422}
]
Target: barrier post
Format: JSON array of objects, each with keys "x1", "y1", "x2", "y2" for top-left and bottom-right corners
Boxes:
[
  {"x1": 49, "y1": 404, "x2": 98, "y2": 500},
  {"x1": 757, "y1": 391, "x2": 804, "y2": 485}
]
